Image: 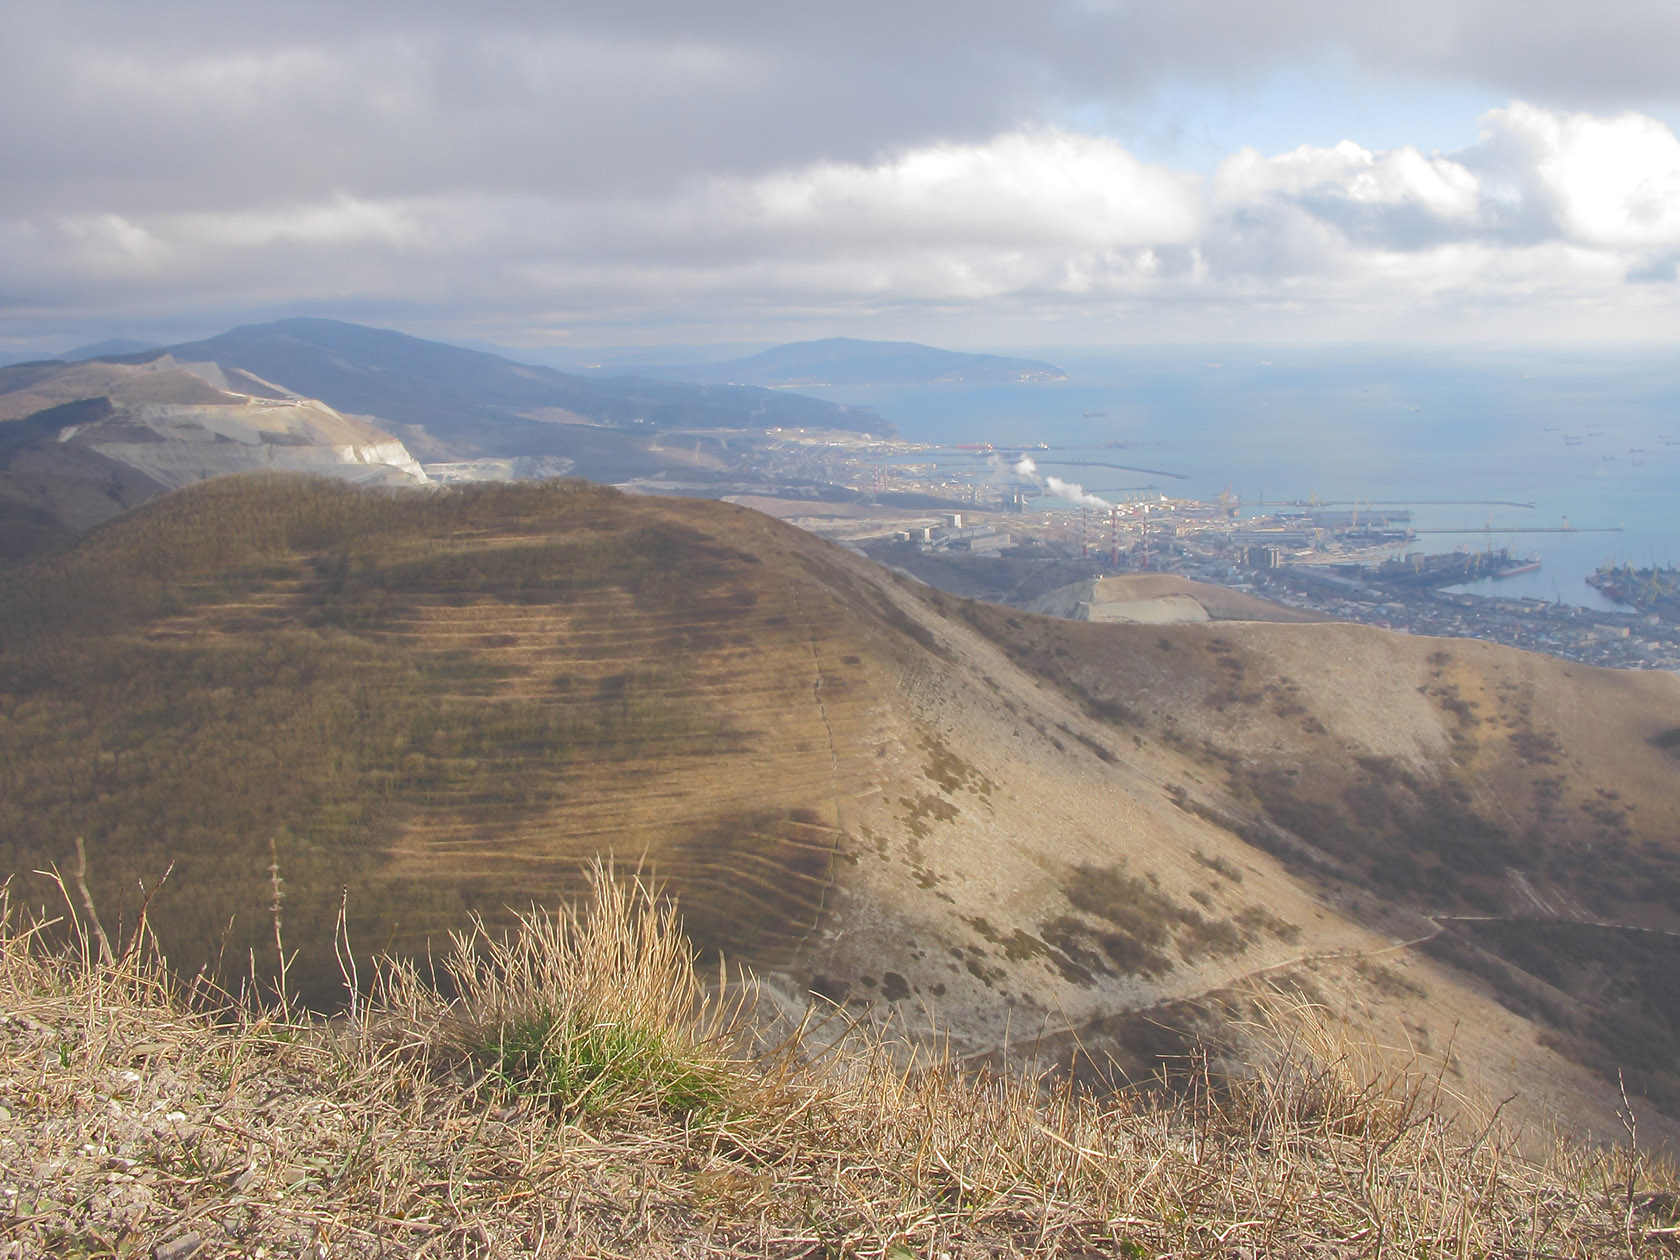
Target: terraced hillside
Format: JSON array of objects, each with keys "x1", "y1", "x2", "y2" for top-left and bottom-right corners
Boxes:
[
  {"x1": 4, "y1": 476, "x2": 1679, "y2": 1144},
  {"x1": 0, "y1": 479, "x2": 903, "y2": 990}
]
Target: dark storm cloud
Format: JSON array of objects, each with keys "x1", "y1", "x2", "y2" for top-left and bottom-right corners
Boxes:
[
  {"x1": 3, "y1": 1, "x2": 1090, "y2": 214},
  {"x1": 9, "y1": 0, "x2": 1679, "y2": 215}
]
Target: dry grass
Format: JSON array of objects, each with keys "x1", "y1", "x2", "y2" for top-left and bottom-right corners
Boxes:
[
  {"x1": 3, "y1": 870, "x2": 1678, "y2": 1259},
  {"x1": 377, "y1": 867, "x2": 751, "y2": 1121}
]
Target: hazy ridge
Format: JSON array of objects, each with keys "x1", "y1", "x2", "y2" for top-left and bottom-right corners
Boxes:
[
  {"x1": 0, "y1": 318, "x2": 891, "y2": 566},
  {"x1": 606, "y1": 336, "x2": 1067, "y2": 386}
]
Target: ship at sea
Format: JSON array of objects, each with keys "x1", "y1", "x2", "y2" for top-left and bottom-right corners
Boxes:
[{"x1": 1587, "y1": 563, "x2": 1680, "y2": 619}]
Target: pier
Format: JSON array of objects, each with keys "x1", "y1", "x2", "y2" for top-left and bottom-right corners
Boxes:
[
  {"x1": 1251, "y1": 497, "x2": 1537, "y2": 509},
  {"x1": 1023, "y1": 458, "x2": 1191, "y2": 480},
  {"x1": 1411, "y1": 525, "x2": 1622, "y2": 535}
]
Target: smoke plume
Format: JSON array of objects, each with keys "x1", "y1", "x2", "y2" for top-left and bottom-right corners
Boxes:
[{"x1": 1006, "y1": 455, "x2": 1111, "y2": 508}]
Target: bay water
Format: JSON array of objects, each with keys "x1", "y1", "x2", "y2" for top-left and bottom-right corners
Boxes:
[{"x1": 801, "y1": 347, "x2": 1680, "y2": 613}]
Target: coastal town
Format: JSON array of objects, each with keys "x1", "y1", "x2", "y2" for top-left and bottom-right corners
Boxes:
[{"x1": 627, "y1": 426, "x2": 1680, "y2": 673}]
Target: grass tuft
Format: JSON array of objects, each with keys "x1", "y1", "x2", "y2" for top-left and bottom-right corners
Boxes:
[
  {"x1": 425, "y1": 861, "x2": 741, "y2": 1117},
  {"x1": 4, "y1": 866, "x2": 1679, "y2": 1257}
]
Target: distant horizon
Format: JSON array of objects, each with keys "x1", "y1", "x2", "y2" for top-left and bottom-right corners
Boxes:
[{"x1": 9, "y1": 316, "x2": 1680, "y2": 373}]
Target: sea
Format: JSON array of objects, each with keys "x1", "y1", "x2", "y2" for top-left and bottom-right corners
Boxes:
[{"x1": 798, "y1": 346, "x2": 1680, "y2": 614}]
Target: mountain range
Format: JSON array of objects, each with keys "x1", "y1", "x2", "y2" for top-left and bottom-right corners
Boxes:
[
  {"x1": 0, "y1": 318, "x2": 887, "y2": 563},
  {"x1": 0, "y1": 338, "x2": 161, "y2": 368},
  {"x1": 5, "y1": 475, "x2": 1678, "y2": 1146},
  {"x1": 6, "y1": 315, "x2": 1679, "y2": 1148},
  {"x1": 126, "y1": 320, "x2": 882, "y2": 446},
  {"x1": 604, "y1": 336, "x2": 1066, "y2": 386}
]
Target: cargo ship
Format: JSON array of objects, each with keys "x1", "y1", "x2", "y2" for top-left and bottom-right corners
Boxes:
[
  {"x1": 1587, "y1": 563, "x2": 1680, "y2": 618},
  {"x1": 1370, "y1": 546, "x2": 1527, "y2": 588}
]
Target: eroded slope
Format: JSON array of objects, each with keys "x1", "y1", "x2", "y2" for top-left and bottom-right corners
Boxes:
[
  {"x1": 0, "y1": 357, "x2": 426, "y2": 560},
  {"x1": 937, "y1": 596, "x2": 1680, "y2": 1135}
]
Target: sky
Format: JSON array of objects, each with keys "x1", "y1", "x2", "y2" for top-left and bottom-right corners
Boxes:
[{"x1": 4, "y1": 0, "x2": 1680, "y2": 353}]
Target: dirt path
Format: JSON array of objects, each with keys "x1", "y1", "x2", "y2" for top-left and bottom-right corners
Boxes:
[{"x1": 960, "y1": 908, "x2": 1680, "y2": 1064}]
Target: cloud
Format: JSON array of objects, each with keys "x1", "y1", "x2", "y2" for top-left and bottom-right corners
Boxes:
[
  {"x1": 1187, "y1": 103, "x2": 1680, "y2": 310},
  {"x1": 7, "y1": 2, "x2": 1679, "y2": 220},
  {"x1": 1207, "y1": 140, "x2": 1483, "y2": 268},
  {"x1": 0, "y1": 128, "x2": 1206, "y2": 322},
  {"x1": 178, "y1": 197, "x2": 436, "y2": 251},
  {"x1": 1216, "y1": 142, "x2": 1480, "y2": 220},
  {"x1": 5, "y1": 0, "x2": 1680, "y2": 352},
  {"x1": 1477, "y1": 102, "x2": 1680, "y2": 248},
  {"x1": 732, "y1": 131, "x2": 1202, "y2": 252}
]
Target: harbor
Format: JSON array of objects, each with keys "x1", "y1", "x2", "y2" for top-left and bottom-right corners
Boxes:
[
  {"x1": 1588, "y1": 564, "x2": 1680, "y2": 619},
  {"x1": 685, "y1": 422, "x2": 1676, "y2": 672}
]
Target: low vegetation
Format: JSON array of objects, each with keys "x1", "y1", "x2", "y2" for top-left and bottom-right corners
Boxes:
[
  {"x1": 0, "y1": 476, "x2": 867, "y2": 1002},
  {"x1": 6, "y1": 868, "x2": 1679, "y2": 1258}
]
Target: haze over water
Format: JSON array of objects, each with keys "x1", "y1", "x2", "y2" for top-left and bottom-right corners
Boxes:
[{"x1": 804, "y1": 348, "x2": 1680, "y2": 614}]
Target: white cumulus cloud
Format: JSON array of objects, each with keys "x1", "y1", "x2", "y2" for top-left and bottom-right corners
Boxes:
[
  {"x1": 1216, "y1": 141, "x2": 1480, "y2": 219},
  {"x1": 1481, "y1": 101, "x2": 1680, "y2": 248},
  {"x1": 7, "y1": 96, "x2": 1680, "y2": 344},
  {"x1": 738, "y1": 130, "x2": 1202, "y2": 250}
]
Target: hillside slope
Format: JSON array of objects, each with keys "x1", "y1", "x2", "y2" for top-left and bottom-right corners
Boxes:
[
  {"x1": 0, "y1": 356, "x2": 425, "y2": 561},
  {"x1": 3, "y1": 478, "x2": 1678, "y2": 1143},
  {"x1": 9, "y1": 879, "x2": 1671, "y2": 1258},
  {"x1": 0, "y1": 320, "x2": 894, "y2": 565}
]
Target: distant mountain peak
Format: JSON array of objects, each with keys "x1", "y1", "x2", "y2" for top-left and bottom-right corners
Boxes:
[
  {"x1": 0, "y1": 317, "x2": 894, "y2": 565},
  {"x1": 61, "y1": 338, "x2": 159, "y2": 362},
  {"x1": 605, "y1": 337, "x2": 1067, "y2": 387}
]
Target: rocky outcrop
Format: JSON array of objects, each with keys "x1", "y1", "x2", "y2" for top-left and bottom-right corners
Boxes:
[{"x1": 0, "y1": 358, "x2": 429, "y2": 555}]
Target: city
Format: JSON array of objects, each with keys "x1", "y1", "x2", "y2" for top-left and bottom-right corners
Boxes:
[{"x1": 667, "y1": 425, "x2": 1680, "y2": 673}]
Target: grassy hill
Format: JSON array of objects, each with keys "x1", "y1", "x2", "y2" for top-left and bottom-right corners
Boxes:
[
  {"x1": 10, "y1": 875, "x2": 1675, "y2": 1257},
  {"x1": 0, "y1": 477, "x2": 902, "y2": 1001},
  {"x1": 952, "y1": 596, "x2": 1680, "y2": 1118},
  {"x1": 4, "y1": 476, "x2": 1680, "y2": 1144}
]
